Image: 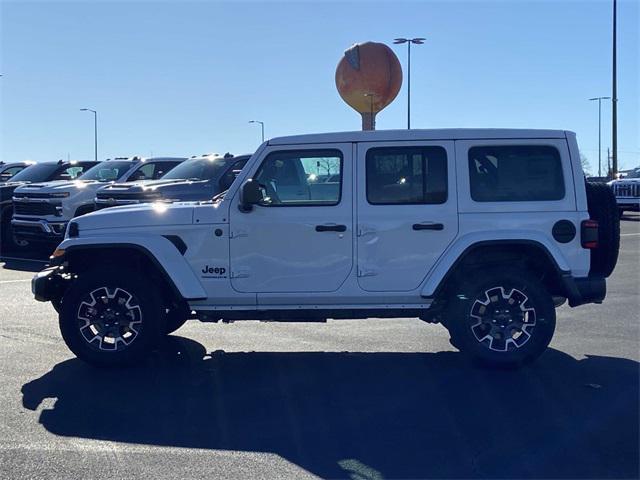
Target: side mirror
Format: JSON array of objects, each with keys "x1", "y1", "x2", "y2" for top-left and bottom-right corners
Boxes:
[{"x1": 239, "y1": 179, "x2": 263, "y2": 212}]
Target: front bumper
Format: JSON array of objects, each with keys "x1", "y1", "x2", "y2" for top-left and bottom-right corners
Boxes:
[
  {"x1": 616, "y1": 197, "x2": 640, "y2": 210},
  {"x1": 562, "y1": 274, "x2": 606, "y2": 307},
  {"x1": 11, "y1": 218, "x2": 67, "y2": 242},
  {"x1": 32, "y1": 266, "x2": 67, "y2": 302}
]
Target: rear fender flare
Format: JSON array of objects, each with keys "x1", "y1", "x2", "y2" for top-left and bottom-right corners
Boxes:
[{"x1": 420, "y1": 231, "x2": 570, "y2": 298}]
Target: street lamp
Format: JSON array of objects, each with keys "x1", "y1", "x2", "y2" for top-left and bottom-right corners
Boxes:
[
  {"x1": 249, "y1": 120, "x2": 265, "y2": 143},
  {"x1": 80, "y1": 108, "x2": 98, "y2": 162},
  {"x1": 589, "y1": 96, "x2": 610, "y2": 177},
  {"x1": 393, "y1": 37, "x2": 426, "y2": 129}
]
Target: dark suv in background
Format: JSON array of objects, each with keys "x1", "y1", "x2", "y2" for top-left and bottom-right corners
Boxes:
[{"x1": 95, "y1": 153, "x2": 250, "y2": 209}]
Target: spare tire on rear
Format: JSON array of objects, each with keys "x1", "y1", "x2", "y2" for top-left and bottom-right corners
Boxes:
[{"x1": 585, "y1": 181, "x2": 620, "y2": 277}]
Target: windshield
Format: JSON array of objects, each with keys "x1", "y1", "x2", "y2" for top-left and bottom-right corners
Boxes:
[
  {"x1": 79, "y1": 161, "x2": 132, "y2": 182},
  {"x1": 8, "y1": 163, "x2": 60, "y2": 183},
  {"x1": 162, "y1": 157, "x2": 229, "y2": 181}
]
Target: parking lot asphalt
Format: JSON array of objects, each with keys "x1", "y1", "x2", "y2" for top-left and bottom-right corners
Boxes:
[{"x1": 1, "y1": 215, "x2": 638, "y2": 480}]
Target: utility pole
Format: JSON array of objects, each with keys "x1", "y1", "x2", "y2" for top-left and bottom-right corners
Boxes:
[
  {"x1": 612, "y1": 0, "x2": 618, "y2": 176},
  {"x1": 607, "y1": 148, "x2": 611, "y2": 179}
]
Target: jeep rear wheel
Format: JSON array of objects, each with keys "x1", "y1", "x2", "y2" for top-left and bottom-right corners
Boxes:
[
  {"x1": 446, "y1": 267, "x2": 556, "y2": 367},
  {"x1": 59, "y1": 268, "x2": 165, "y2": 367}
]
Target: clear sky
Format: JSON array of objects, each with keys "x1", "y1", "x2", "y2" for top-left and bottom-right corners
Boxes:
[{"x1": 1, "y1": 0, "x2": 638, "y2": 172}]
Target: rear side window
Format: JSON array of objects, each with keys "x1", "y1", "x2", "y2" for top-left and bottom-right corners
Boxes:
[
  {"x1": 366, "y1": 146, "x2": 447, "y2": 205},
  {"x1": 468, "y1": 145, "x2": 564, "y2": 202}
]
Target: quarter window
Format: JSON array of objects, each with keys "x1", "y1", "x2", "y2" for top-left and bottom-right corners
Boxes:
[
  {"x1": 253, "y1": 150, "x2": 342, "y2": 206},
  {"x1": 468, "y1": 145, "x2": 564, "y2": 202},
  {"x1": 366, "y1": 146, "x2": 447, "y2": 205}
]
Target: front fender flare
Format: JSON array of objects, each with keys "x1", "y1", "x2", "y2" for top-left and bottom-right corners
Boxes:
[{"x1": 57, "y1": 235, "x2": 207, "y2": 300}]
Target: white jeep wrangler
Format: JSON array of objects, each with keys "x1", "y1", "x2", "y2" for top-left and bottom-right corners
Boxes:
[{"x1": 32, "y1": 129, "x2": 620, "y2": 368}]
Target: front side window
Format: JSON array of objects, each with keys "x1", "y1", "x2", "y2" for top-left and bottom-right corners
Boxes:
[
  {"x1": 220, "y1": 158, "x2": 249, "y2": 191},
  {"x1": 366, "y1": 146, "x2": 447, "y2": 205},
  {"x1": 468, "y1": 145, "x2": 564, "y2": 202},
  {"x1": 253, "y1": 149, "x2": 342, "y2": 206}
]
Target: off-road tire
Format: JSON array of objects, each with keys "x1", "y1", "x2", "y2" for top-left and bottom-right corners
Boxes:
[
  {"x1": 59, "y1": 268, "x2": 166, "y2": 367},
  {"x1": 585, "y1": 181, "x2": 620, "y2": 277},
  {"x1": 0, "y1": 206, "x2": 29, "y2": 254},
  {"x1": 446, "y1": 267, "x2": 556, "y2": 367}
]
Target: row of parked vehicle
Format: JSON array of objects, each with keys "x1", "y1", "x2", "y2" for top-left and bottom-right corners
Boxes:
[{"x1": 0, "y1": 153, "x2": 250, "y2": 253}]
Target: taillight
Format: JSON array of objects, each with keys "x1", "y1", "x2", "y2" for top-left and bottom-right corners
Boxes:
[{"x1": 581, "y1": 219, "x2": 599, "y2": 249}]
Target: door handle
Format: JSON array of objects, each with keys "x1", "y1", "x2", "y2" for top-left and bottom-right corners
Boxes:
[
  {"x1": 315, "y1": 224, "x2": 347, "y2": 232},
  {"x1": 412, "y1": 223, "x2": 444, "y2": 231}
]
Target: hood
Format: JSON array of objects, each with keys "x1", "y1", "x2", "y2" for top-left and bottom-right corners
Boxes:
[
  {"x1": 74, "y1": 202, "x2": 197, "y2": 231},
  {"x1": 15, "y1": 179, "x2": 106, "y2": 194},
  {"x1": 98, "y1": 178, "x2": 191, "y2": 194}
]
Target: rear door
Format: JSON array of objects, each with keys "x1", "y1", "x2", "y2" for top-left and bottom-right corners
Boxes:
[{"x1": 356, "y1": 141, "x2": 458, "y2": 292}]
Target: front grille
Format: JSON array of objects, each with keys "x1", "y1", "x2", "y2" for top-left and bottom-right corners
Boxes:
[
  {"x1": 14, "y1": 202, "x2": 58, "y2": 216},
  {"x1": 613, "y1": 183, "x2": 640, "y2": 197},
  {"x1": 13, "y1": 192, "x2": 51, "y2": 199}
]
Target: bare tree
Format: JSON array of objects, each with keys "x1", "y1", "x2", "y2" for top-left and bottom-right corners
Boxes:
[{"x1": 580, "y1": 152, "x2": 592, "y2": 176}]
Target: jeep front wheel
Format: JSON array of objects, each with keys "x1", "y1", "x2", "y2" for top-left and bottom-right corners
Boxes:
[
  {"x1": 446, "y1": 267, "x2": 556, "y2": 367},
  {"x1": 59, "y1": 268, "x2": 165, "y2": 367}
]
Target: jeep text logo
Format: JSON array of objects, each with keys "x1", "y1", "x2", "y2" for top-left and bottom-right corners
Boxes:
[{"x1": 202, "y1": 265, "x2": 226, "y2": 276}]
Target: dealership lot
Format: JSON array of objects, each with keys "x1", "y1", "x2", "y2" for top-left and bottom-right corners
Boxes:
[{"x1": 0, "y1": 216, "x2": 638, "y2": 479}]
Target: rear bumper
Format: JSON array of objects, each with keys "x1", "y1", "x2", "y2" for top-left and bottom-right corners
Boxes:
[{"x1": 562, "y1": 274, "x2": 606, "y2": 307}]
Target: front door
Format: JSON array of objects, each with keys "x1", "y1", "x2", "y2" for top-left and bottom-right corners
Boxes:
[
  {"x1": 356, "y1": 141, "x2": 458, "y2": 292},
  {"x1": 229, "y1": 144, "x2": 353, "y2": 293}
]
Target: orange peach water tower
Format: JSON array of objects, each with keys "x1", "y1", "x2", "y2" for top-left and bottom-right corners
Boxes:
[{"x1": 335, "y1": 41, "x2": 403, "y2": 130}]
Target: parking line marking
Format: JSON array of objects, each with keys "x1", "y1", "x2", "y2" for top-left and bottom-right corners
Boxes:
[
  {"x1": 621, "y1": 233, "x2": 640, "y2": 236},
  {"x1": 0, "y1": 279, "x2": 31, "y2": 284}
]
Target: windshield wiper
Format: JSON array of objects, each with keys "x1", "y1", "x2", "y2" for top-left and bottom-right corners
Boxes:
[{"x1": 211, "y1": 189, "x2": 228, "y2": 202}]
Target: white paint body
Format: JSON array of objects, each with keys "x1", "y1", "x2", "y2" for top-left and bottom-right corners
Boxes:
[{"x1": 57, "y1": 129, "x2": 591, "y2": 311}]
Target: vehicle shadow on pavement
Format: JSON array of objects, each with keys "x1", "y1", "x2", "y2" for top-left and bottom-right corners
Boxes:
[
  {"x1": 21, "y1": 336, "x2": 639, "y2": 479},
  {"x1": 0, "y1": 256, "x2": 47, "y2": 272}
]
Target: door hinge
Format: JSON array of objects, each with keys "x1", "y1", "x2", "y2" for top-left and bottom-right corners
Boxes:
[
  {"x1": 229, "y1": 230, "x2": 248, "y2": 239},
  {"x1": 230, "y1": 270, "x2": 250, "y2": 279},
  {"x1": 357, "y1": 225, "x2": 377, "y2": 237},
  {"x1": 358, "y1": 268, "x2": 378, "y2": 277}
]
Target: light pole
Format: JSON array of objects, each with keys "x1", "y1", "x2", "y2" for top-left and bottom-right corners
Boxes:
[
  {"x1": 589, "y1": 96, "x2": 610, "y2": 177},
  {"x1": 249, "y1": 120, "x2": 265, "y2": 143},
  {"x1": 612, "y1": 0, "x2": 618, "y2": 177},
  {"x1": 393, "y1": 37, "x2": 425, "y2": 129},
  {"x1": 80, "y1": 108, "x2": 98, "y2": 162}
]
